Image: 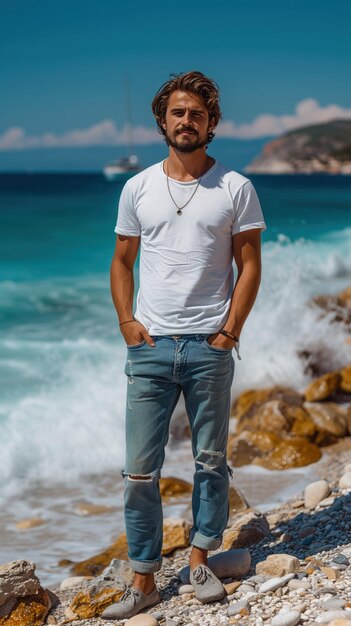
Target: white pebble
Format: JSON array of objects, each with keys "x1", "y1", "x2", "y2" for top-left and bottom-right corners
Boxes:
[{"x1": 271, "y1": 609, "x2": 301, "y2": 626}]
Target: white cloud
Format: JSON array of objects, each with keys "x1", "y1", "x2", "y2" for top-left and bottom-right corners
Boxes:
[
  {"x1": 216, "y1": 98, "x2": 351, "y2": 139},
  {"x1": 1, "y1": 99, "x2": 351, "y2": 151},
  {"x1": 0, "y1": 120, "x2": 161, "y2": 151}
]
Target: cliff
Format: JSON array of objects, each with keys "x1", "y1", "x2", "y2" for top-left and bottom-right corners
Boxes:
[{"x1": 244, "y1": 119, "x2": 351, "y2": 174}]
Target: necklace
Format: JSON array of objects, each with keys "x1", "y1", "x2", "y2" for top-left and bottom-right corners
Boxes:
[{"x1": 165, "y1": 159, "x2": 207, "y2": 215}]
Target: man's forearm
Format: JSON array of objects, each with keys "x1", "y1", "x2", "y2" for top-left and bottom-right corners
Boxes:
[
  {"x1": 224, "y1": 260, "x2": 261, "y2": 338},
  {"x1": 110, "y1": 259, "x2": 135, "y2": 323}
]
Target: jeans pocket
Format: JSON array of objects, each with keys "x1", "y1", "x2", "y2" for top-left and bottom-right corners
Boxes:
[
  {"x1": 126, "y1": 340, "x2": 147, "y2": 349},
  {"x1": 204, "y1": 338, "x2": 232, "y2": 353}
]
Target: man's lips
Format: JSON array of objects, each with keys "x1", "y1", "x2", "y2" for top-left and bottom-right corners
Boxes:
[{"x1": 178, "y1": 130, "x2": 197, "y2": 135}]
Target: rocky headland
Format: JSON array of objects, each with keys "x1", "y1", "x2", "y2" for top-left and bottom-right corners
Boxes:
[{"x1": 245, "y1": 120, "x2": 351, "y2": 174}]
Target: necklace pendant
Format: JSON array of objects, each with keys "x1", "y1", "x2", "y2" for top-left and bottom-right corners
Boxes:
[{"x1": 177, "y1": 209, "x2": 182, "y2": 216}]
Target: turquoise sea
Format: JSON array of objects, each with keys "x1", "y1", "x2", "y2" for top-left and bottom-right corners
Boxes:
[{"x1": 1, "y1": 167, "x2": 351, "y2": 583}]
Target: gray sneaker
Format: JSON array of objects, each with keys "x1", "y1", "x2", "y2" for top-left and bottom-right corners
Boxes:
[
  {"x1": 190, "y1": 564, "x2": 225, "y2": 603},
  {"x1": 101, "y1": 585, "x2": 161, "y2": 620}
]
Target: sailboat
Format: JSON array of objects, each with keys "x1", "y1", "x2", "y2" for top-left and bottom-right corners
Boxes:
[{"x1": 103, "y1": 80, "x2": 142, "y2": 181}]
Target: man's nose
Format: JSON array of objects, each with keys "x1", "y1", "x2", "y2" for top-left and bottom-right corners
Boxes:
[{"x1": 182, "y1": 111, "x2": 193, "y2": 125}]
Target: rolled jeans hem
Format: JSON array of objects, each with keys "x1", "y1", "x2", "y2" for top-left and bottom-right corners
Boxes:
[
  {"x1": 190, "y1": 530, "x2": 222, "y2": 551},
  {"x1": 129, "y1": 557, "x2": 163, "y2": 573}
]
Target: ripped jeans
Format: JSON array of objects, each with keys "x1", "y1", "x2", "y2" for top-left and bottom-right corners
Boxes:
[{"x1": 121, "y1": 334, "x2": 235, "y2": 573}]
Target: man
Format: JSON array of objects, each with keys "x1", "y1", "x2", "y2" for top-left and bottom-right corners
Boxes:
[{"x1": 102, "y1": 71, "x2": 266, "y2": 620}]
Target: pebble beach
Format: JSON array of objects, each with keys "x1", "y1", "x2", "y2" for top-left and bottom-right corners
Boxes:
[{"x1": 40, "y1": 437, "x2": 351, "y2": 626}]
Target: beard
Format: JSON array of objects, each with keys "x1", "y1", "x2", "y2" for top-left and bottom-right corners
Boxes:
[{"x1": 165, "y1": 127, "x2": 209, "y2": 153}]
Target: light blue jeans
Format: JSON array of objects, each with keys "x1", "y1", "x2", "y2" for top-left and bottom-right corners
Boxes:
[{"x1": 121, "y1": 334, "x2": 235, "y2": 573}]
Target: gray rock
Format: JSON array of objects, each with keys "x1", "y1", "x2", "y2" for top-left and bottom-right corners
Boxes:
[
  {"x1": 178, "y1": 584, "x2": 194, "y2": 595},
  {"x1": 316, "y1": 610, "x2": 351, "y2": 622},
  {"x1": 259, "y1": 573, "x2": 295, "y2": 593},
  {"x1": 320, "y1": 597, "x2": 347, "y2": 610},
  {"x1": 237, "y1": 583, "x2": 255, "y2": 593},
  {"x1": 178, "y1": 548, "x2": 251, "y2": 584},
  {"x1": 271, "y1": 609, "x2": 301, "y2": 626},
  {"x1": 288, "y1": 579, "x2": 311, "y2": 590},
  {"x1": 59, "y1": 576, "x2": 92, "y2": 591},
  {"x1": 304, "y1": 480, "x2": 330, "y2": 509},
  {"x1": 227, "y1": 599, "x2": 250, "y2": 616},
  {"x1": 339, "y1": 472, "x2": 351, "y2": 489},
  {"x1": 0, "y1": 560, "x2": 40, "y2": 607},
  {"x1": 88, "y1": 558, "x2": 132, "y2": 594},
  {"x1": 331, "y1": 553, "x2": 350, "y2": 566}
]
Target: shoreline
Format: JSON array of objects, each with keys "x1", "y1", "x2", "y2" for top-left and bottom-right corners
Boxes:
[{"x1": 42, "y1": 436, "x2": 351, "y2": 625}]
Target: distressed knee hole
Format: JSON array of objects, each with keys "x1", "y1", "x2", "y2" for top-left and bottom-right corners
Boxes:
[
  {"x1": 121, "y1": 468, "x2": 160, "y2": 482},
  {"x1": 195, "y1": 449, "x2": 225, "y2": 471}
]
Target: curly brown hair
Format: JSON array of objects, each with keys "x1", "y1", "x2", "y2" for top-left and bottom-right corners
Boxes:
[{"x1": 151, "y1": 70, "x2": 222, "y2": 145}]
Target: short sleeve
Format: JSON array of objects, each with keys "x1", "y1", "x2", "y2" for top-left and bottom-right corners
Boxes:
[
  {"x1": 114, "y1": 182, "x2": 141, "y2": 236},
  {"x1": 231, "y1": 180, "x2": 266, "y2": 236}
]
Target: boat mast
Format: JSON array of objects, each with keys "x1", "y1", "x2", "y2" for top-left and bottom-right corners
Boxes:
[{"x1": 125, "y1": 76, "x2": 134, "y2": 155}]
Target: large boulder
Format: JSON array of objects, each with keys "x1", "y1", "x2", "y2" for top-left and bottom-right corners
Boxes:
[
  {"x1": 179, "y1": 549, "x2": 251, "y2": 584},
  {"x1": 0, "y1": 561, "x2": 51, "y2": 626},
  {"x1": 236, "y1": 400, "x2": 294, "y2": 436},
  {"x1": 232, "y1": 387, "x2": 303, "y2": 422},
  {"x1": 254, "y1": 436, "x2": 321, "y2": 470},
  {"x1": 228, "y1": 430, "x2": 283, "y2": 467}
]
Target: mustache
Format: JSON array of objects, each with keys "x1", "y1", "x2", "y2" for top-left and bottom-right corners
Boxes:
[{"x1": 176, "y1": 127, "x2": 198, "y2": 135}]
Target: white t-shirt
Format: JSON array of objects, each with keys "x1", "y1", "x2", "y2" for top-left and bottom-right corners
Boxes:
[{"x1": 115, "y1": 159, "x2": 266, "y2": 335}]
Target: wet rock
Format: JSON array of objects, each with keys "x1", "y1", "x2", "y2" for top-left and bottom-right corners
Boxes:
[
  {"x1": 232, "y1": 387, "x2": 303, "y2": 422},
  {"x1": 256, "y1": 554, "x2": 300, "y2": 577},
  {"x1": 178, "y1": 548, "x2": 251, "y2": 584},
  {"x1": 236, "y1": 400, "x2": 293, "y2": 436},
  {"x1": 222, "y1": 510, "x2": 270, "y2": 549},
  {"x1": 73, "y1": 503, "x2": 116, "y2": 516},
  {"x1": 15, "y1": 517, "x2": 46, "y2": 530},
  {"x1": 228, "y1": 430, "x2": 283, "y2": 467},
  {"x1": 255, "y1": 436, "x2": 321, "y2": 469},
  {"x1": 304, "y1": 402, "x2": 348, "y2": 440},
  {"x1": 159, "y1": 477, "x2": 192, "y2": 498},
  {"x1": 304, "y1": 480, "x2": 330, "y2": 508},
  {"x1": 304, "y1": 372, "x2": 341, "y2": 402}
]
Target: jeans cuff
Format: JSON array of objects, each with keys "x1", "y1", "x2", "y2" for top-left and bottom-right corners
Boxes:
[
  {"x1": 129, "y1": 557, "x2": 163, "y2": 573},
  {"x1": 190, "y1": 529, "x2": 222, "y2": 551}
]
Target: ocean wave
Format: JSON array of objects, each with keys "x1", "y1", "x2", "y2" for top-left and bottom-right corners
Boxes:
[{"x1": 0, "y1": 227, "x2": 350, "y2": 504}]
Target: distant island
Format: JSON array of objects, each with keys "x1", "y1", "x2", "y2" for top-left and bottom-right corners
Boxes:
[{"x1": 244, "y1": 119, "x2": 351, "y2": 174}]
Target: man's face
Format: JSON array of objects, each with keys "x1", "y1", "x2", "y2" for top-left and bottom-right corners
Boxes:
[{"x1": 162, "y1": 90, "x2": 214, "y2": 153}]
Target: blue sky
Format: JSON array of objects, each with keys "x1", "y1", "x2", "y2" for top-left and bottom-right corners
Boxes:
[{"x1": 1, "y1": 0, "x2": 351, "y2": 155}]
